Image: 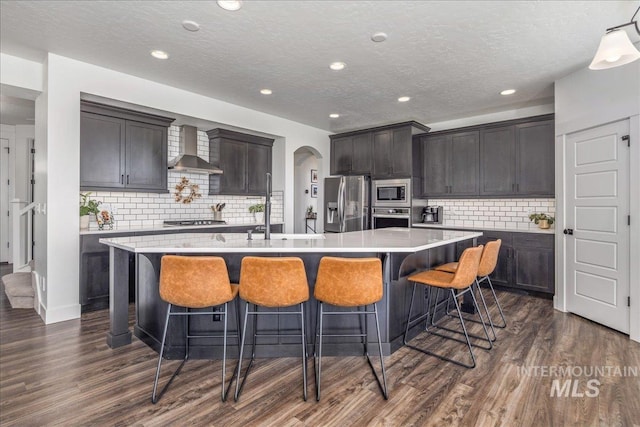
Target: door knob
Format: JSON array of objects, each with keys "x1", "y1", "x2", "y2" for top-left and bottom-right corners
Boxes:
[{"x1": 563, "y1": 228, "x2": 574, "y2": 235}]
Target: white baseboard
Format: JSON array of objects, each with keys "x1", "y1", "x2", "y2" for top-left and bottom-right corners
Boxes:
[{"x1": 42, "y1": 303, "x2": 81, "y2": 324}]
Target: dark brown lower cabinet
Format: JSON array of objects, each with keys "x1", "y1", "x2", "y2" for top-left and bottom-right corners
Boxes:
[
  {"x1": 457, "y1": 230, "x2": 554, "y2": 295},
  {"x1": 79, "y1": 224, "x2": 283, "y2": 312}
]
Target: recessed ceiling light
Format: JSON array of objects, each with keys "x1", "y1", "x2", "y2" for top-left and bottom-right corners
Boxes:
[
  {"x1": 151, "y1": 50, "x2": 169, "y2": 59},
  {"x1": 329, "y1": 113, "x2": 340, "y2": 118},
  {"x1": 217, "y1": 0, "x2": 242, "y2": 11},
  {"x1": 260, "y1": 89, "x2": 273, "y2": 95},
  {"x1": 182, "y1": 20, "x2": 200, "y2": 32},
  {"x1": 398, "y1": 96, "x2": 411, "y2": 102},
  {"x1": 371, "y1": 32, "x2": 388, "y2": 42},
  {"x1": 329, "y1": 62, "x2": 346, "y2": 71},
  {"x1": 500, "y1": 89, "x2": 516, "y2": 95}
]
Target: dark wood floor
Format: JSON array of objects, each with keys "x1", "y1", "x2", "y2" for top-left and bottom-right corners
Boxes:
[{"x1": 1, "y1": 264, "x2": 639, "y2": 426}]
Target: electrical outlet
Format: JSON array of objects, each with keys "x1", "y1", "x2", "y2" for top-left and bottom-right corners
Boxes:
[{"x1": 212, "y1": 307, "x2": 221, "y2": 322}]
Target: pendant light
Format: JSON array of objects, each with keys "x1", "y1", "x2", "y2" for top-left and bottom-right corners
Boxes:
[{"x1": 589, "y1": 6, "x2": 640, "y2": 70}]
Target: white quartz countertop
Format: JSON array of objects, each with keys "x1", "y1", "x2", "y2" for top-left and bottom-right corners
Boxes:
[
  {"x1": 80, "y1": 222, "x2": 283, "y2": 235},
  {"x1": 411, "y1": 223, "x2": 556, "y2": 235},
  {"x1": 99, "y1": 227, "x2": 483, "y2": 254}
]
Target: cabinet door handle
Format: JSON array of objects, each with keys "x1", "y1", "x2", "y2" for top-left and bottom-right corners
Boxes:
[
  {"x1": 512, "y1": 183, "x2": 515, "y2": 192},
  {"x1": 126, "y1": 175, "x2": 129, "y2": 184},
  {"x1": 121, "y1": 174, "x2": 124, "y2": 184},
  {"x1": 516, "y1": 183, "x2": 519, "y2": 192}
]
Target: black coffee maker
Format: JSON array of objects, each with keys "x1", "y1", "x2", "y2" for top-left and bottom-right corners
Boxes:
[{"x1": 421, "y1": 206, "x2": 443, "y2": 224}]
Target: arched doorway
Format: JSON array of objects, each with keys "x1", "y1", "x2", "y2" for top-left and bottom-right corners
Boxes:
[{"x1": 293, "y1": 146, "x2": 322, "y2": 234}]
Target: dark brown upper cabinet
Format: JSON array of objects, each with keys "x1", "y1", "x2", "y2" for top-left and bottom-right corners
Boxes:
[
  {"x1": 419, "y1": 131, "x2": 479, "y2": 197},
  {"x1": 80, "y1": 101, "x2": 174, "y2": 193},
  {"x1": 207, "y1": 128, "x2": 274, "y2": 195},
  {"x1": 372, "y1": 126, "x2": 413, "y2": 178},
  {"x1": 416, "y1": 114, "x2": 554, "y2": 199},
  {"x1": 329, "y1": 121, "x2": 429, "y2": 177},
  {"x1": 480, "y1": 118, "x2": 554, "y2": 197}
]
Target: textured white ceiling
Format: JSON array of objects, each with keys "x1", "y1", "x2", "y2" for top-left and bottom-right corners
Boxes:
[{"x1": 0, "y1": 1, "x2": 637, "y2": 132}]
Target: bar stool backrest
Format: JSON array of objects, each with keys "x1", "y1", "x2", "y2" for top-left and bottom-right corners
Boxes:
[
  {"x1": 239, "y1": 257, "x2": 309, "y2": 307},
  {"x1": 314, "y1": 257, "x2": 383, "y2": 307},
  {"x1": 478, "y1": 239, "x2": 502, "y2": 277},
  {"x1": 159, "y1": 255, "x2": 233, "y2": 308},
  {"x1": 449, "y1": 245, "x2": 484, "y2": 290}
]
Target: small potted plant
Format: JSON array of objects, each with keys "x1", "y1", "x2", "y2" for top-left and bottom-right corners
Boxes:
[
  {"x1": 249, "y1": 203, "x2": 265, "y2": 223},
  {"x1": 306, "y1": 205, "x2": 316, "y2": 219},
  {"x1": 528, "y1": 213, "x2": 555, "y2": 229},
  {"x1": 80, "y1": 192, "x2": 100, "y2": 229}
]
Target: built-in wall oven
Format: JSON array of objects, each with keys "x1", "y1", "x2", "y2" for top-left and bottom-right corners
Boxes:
[
  {"x1": 372, "y1": 207, "x2": 411, "y2": 229},
  {"x1": 372, "y1": 178, "x2": 411, "y2": 229}
]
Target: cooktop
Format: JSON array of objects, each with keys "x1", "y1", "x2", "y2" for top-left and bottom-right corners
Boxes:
[{"x1": 163, "y1": 219, "x2": 227, "y2": 227}]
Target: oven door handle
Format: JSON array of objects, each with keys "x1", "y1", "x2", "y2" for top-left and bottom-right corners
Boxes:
[{"x1": 372, "y1": 214, "x2": 411, "y2": 219}]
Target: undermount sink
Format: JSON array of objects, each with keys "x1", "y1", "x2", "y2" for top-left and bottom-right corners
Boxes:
[{"x1": 269, "y1": 233, "x2": 325, "y2": 240}]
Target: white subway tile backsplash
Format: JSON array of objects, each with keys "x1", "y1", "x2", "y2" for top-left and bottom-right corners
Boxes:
[
  {"x1": 86, "y1": 126, "x2": 284, "y2": 230},
  {"x1": 427, "y1": 197, "x2": 555, "y2": 231}
]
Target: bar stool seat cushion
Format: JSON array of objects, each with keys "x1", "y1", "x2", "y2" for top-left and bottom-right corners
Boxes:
[
  {"x1": 408, "y1": 270, "x2": 456, "y2": 288},
  {"x1": 409, "y1": 245, "x2": 483, "y2": 290},
  {"x1": 239, "y1": 257, "x2": 309, "y2": 307},
  {"x1": 435, "y1": 240, "x2": 501, "y2": 277},
  {"x1": 434, "y1": 262, "x2": 458, "y2": 274},
  {"x1": 314, "y1": 257, "x2": 383, "y2": 307},
  {"x1": 159, "y1": 256, "x2": 237, "y2": 308}
]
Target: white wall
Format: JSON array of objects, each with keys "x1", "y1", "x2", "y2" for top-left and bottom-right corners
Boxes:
[
  {"x1": 294, "y1": 149, "x2": 320, "y2": 233},
  {"x1": 0, "y1": 53, "x2": 43, "y2": 94},
  {"x1": 554, "y1": 60, "x2": 640, "y2": 343},
  {"x1": 3, "y1": 52, "x2": 331, "y2": 324}
]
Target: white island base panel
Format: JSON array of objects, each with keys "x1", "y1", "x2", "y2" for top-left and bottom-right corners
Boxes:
[{"x1": 100, "y1": 228, "x2": 482, "y2": 355}]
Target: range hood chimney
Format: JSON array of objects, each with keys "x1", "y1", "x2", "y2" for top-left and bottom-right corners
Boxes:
[{"x1": 168, "y1": 125, "x2": 223, "y2": 174}]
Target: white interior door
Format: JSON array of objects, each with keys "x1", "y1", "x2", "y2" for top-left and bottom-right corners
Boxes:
[
  {"x1": 0, "y1": 138, "x2": 9, "y2": 263},
  {"x1": 565, "y1": 120, "x2": 630, "y2": 333}
]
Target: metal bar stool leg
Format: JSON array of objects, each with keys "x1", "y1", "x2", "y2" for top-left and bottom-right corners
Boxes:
[
  {"x1": 485, "y1": 276, "x2": 507, "y2": 328},
  {"x1": 152, "y1": 304, "x2": 188, "y2": 404},
  {"x1": 372, "y1": 303, "x2": 388, "y2": 399},
  {"x1": 474, "y1": 279, "x2": 497, "y2": 341},
  {"x1": 469, "y1": 285, "x2": 493, "y2": 350},
  {"x1": 316, "y1": 302, "x2": 324, "y2": 401},
  {"x1": 403, "y1": 283, "x2": 418, "y2": 345},
  {"x1": 234, "y1": 302, "x2": 251, "y2": 401},
  {"x1": 300, "y1": 302, "x2": 308, "y2": 401}
]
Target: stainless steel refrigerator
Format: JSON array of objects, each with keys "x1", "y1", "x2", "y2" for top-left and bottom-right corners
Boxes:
[{"x1": 324, "y1": 176, "x2": 370, "y2": 233}]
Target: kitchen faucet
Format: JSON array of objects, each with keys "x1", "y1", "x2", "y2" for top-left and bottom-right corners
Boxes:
[{"x1": 264, "y1": 172, "x2": 271, "y2": 240}]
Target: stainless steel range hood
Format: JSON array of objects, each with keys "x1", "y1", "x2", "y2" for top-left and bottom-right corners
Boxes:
[{"x1": 168, "y1": 125, "x2": 223, "y2": 174}]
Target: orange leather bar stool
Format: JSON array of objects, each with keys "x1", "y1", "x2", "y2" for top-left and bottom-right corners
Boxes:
[
  {"x1": 436, "y1": 239, "x2": 505, "y2": 339},
  {"x1": 152, "y1": 255, "x2": 240, "y2": 403},
  {"x1": 403, "y1": 246, "x2": 492, "y2": 368},
  {"x1": 313, "y1": 257, "x2": 388, "y2": 401},
  {"x1": 234, "y1": 256, "x2": 310, "y2": 401}
]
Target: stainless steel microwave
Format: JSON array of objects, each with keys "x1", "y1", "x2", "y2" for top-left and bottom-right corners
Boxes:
[{"x1": 372, "y1": 178, "x2": 411, "y2": 207}]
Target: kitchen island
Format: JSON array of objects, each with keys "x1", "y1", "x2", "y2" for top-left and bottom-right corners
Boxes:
[{"x1": 100, "y1": 228, "x2": 482, "y2": 357}]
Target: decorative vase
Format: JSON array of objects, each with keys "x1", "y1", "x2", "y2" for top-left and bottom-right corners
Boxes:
[
  {"x1": 255, "y1": 212, "x2": 264, "y2": 224},
  {"x1": 538, "y1": 219, "x2": 550, "y2": 229},
  {"x1": 80, "y1": 215, "x2": 90, "y2": 230}
]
